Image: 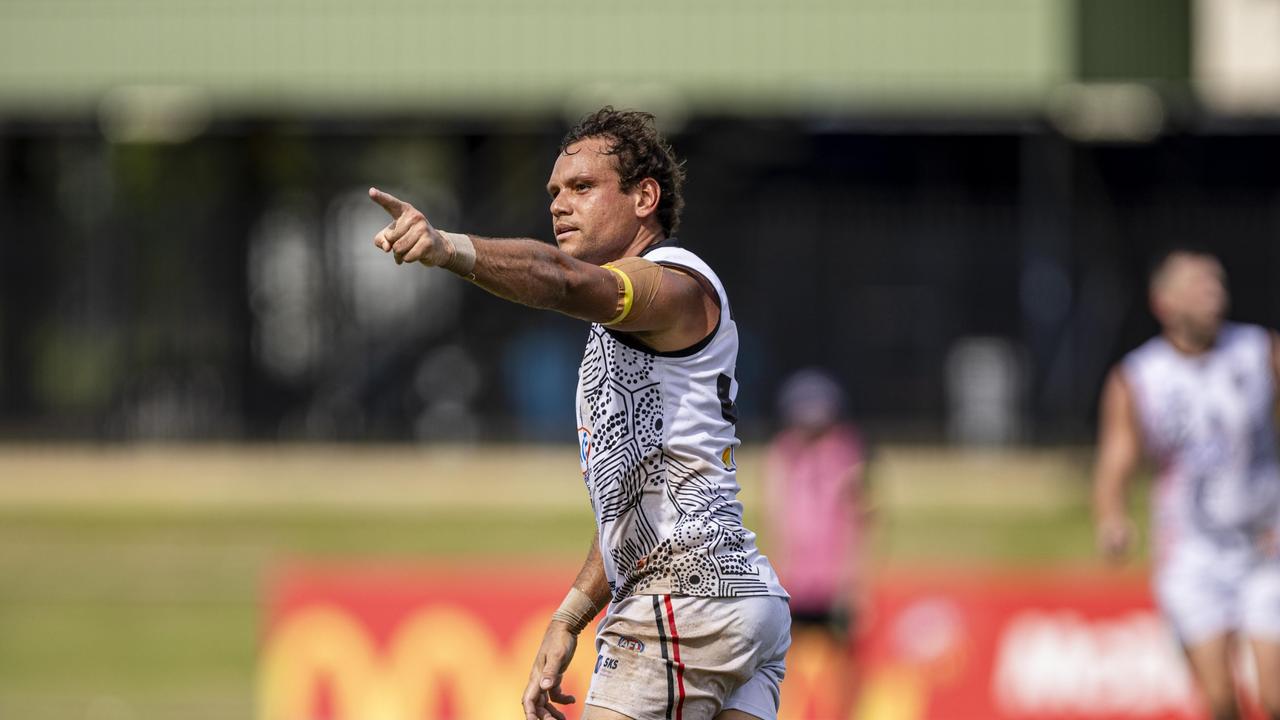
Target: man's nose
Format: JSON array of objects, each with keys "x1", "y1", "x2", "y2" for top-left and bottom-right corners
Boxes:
[{"x1": 550, "y1": 195, "x2": 570, "y2": 217}]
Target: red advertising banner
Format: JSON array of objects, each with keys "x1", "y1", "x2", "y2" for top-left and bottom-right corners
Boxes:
[
  {"x1": 846, "y1": 571, "x2": 1201, "y2": 720},
  {"x1": 260, "y1": 565, "x2": 1261, "y2": 720}
]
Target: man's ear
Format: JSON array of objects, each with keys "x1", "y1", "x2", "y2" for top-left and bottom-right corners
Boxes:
[{"x1": 633, "y1": 177, "x2": 661, "y2": 220}]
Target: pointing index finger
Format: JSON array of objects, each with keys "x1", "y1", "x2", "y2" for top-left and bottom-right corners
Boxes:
[{"x1": 368, "y1": 187, "x2": 406, "y2": 218}]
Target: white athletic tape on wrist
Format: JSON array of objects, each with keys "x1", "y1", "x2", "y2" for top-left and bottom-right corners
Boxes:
[
  {"x1": 439, "y1": 230, "x2": 476, "y2": 278},
  {"x1": 549, "y1": 587, "x2": 600, "y2": 635}
]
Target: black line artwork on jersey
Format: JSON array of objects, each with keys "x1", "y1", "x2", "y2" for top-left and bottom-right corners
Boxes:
[{"x1": 578, "y1": 325, "x2": 768, "y2": 603}]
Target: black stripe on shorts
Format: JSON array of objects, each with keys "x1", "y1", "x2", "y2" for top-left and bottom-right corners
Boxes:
[{"x1": 652, "y1": 594, "x2": 674, "y2": 720}]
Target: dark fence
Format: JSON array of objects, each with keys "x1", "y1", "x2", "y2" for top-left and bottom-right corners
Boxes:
[{"x1": 2, "y1": 118, "x2": 1278, "y2": 442}]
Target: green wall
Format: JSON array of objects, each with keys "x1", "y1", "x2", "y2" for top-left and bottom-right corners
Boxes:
[{"x1": 0, "y1": 0, "x2": 1073, "y2": 117}]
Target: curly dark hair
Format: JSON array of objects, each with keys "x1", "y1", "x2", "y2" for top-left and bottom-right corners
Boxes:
[{"x1": 560, "y1": 107, "x2": 686, "y2": 237}]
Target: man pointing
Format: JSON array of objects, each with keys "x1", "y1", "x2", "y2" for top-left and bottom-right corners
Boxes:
[{"x1": 369, "y1": 108, "x2": 791, "y2": 720}]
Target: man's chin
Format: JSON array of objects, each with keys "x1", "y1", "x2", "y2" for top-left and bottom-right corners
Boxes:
[
  {"x1": 556, "y1": 236, "x2": 582, "y2": 255},
  {"x1": 559, "y1": 240, "x2": 605, "y2": 265}
]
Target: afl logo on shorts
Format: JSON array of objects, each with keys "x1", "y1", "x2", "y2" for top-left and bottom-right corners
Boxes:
[{"x1": 617, "y1": 636, "x2": 645, "y2": 653}]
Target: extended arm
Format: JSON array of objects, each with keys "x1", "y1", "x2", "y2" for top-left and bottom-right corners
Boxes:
[
  {"x1": 522, "y1": 534, "x2": 609, "y2": 720},
  {"x1": 1092, "y1": 367, "x2": 1144, "y2": 560},
  {"x1": 368, "y1": 188, "x2": 714, "y2": 350},
  {"x1": 468, "y1": 236, "x2": 617, "y2": 320}
]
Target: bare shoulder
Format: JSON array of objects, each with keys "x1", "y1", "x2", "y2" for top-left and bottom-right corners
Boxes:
[
  {"x1": 1103, "y1": 364, "x2": 1131, "y2": 399},
  {"x1": 1099, "y1": 364, "x2": 1137, "y2": 426},
  {"x1": 660, "y1": 265, "x2": 718, "y2": 312},
  {"x1": 646, "y1": 265, "x2": 718, "y2": 349}
]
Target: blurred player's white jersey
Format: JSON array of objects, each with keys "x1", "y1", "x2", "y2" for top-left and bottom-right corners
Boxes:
[
  {"x1": 575, "y1": 241, "x2": 787, "y2": 603},
  {"x1": 1124, "y1": 323, "x2": 1280, "y2": 643},
  {"x1": 1124, "y1": 323, "x2": 1280, "y2": 551}
]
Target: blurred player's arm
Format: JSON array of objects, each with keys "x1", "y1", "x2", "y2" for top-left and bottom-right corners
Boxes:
[
  {"x1": 522, "y1": 535, "x2": 610, "y2": 720},
  {"x1": 368, "y1": 188, "x2": 714, "y2": 352},
  {"x1": 1092, "y1": 367, "x2": 1142, "y2": 560},
  {"x1": 1272, "y1": 330, "x2": 1280, "y2": 402}
]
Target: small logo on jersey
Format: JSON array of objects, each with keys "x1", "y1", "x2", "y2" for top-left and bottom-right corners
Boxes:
[
  {"x1": 594, "y1": 655, "x2": 619, "y2": 674},
  {"x1": 577, "y1": 426, "x2": 592, "y2": 465},
  {"x1": 617, "y1": 636, "x2": 645, "y2": 653},
  {"x1": 721, "y1": 445, "x2": 736, "y2": 470}
]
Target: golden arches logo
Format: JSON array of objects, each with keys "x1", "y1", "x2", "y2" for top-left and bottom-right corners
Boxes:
[
  {"x1": 259, "y1": 604, "x2": 597, "y2": 720},
  {"x1": 258, "y1": 600, "x2": 925, "y2": 720}
]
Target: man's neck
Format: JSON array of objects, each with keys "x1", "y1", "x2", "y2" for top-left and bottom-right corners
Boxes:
[
  {"x1": 1164, "y1": 327, "x2": 1218, "y2": 356},
  {"x1": 620, "y1": 226, "x2": 666, "y2": 259}
]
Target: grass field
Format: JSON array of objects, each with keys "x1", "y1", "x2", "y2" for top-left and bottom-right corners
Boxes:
[{"x1": 0, "y1": 444, "x2": 1148, "y2": 720}]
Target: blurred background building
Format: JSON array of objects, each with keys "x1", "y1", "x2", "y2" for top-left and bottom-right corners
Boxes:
[{"x1": 2, "y1": 0, "x2": 1277, "y2": 447}]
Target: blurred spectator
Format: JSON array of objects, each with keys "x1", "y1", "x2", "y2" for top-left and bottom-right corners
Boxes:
[{"x1": 765, "y1": 368, "x2": 871, "y2": 716}]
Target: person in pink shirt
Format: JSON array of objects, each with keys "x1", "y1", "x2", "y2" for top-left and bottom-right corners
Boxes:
[{"x1": 765, "y1": 369, "x2": 871, "y2": 710}]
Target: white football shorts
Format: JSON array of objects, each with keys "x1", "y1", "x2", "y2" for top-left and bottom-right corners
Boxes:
[
  {"x1": 585, "y1": 593, "x2": 791, "y2": 720},
  {"x1": 1155, "y1": 537, "x2": 1280, "y2": 646}
]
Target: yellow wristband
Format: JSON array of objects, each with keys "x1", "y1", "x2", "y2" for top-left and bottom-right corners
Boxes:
[{"x1": 602, "y1": 264, "x2": 634, "y2": 325}]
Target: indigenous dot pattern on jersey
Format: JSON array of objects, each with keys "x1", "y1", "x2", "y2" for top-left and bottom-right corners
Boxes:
[{"x1": 578, "y1": 325, "x2": 771, "y2": 603}]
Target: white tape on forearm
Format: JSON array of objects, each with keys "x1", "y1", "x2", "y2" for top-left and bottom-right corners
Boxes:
[
  {"x1": 549, "y1": 587, "x2": 600, "y2": 635},
  {"x1": 439, "y1": 230, "x2": 476, "y2": 277}
]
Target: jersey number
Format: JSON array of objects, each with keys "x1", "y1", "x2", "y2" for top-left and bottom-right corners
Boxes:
[{"x1": 717, "y1": 373, "x2": 738, "y2": 424}]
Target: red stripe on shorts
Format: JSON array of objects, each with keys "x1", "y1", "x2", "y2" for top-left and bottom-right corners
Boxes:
[{"x1": 662, "y1": 594, "x2": 687, "y2": 720}]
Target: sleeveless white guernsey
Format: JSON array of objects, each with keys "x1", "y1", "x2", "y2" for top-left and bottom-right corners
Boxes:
[
  {"x1": 1123, "y1": 323, "x2": 1280, "y2": 555},
  {"x1": 575, "y1": 242, "x2": 787, "y2": 603}
]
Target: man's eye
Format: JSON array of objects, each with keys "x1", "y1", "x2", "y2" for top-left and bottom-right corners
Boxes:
[{"x1": 575, "y1": 183, "x2": 591, "y2": 192}]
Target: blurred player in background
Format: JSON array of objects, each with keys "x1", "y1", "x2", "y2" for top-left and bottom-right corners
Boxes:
[
  {"x1": 765, "y1": 369, "x2": 870, "y2": 719},
  {"x1": 1093, "y1": 248, "x2": 1280, "y2": 720},
  {"x1": 368, "y1": 108, "x2": 790, "y2": 720}
]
